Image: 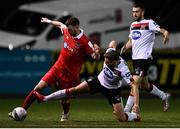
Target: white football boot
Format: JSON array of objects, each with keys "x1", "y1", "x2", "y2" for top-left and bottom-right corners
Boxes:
[{"x1": 60, "y1": 112, "x2": 69, "y2": 122}]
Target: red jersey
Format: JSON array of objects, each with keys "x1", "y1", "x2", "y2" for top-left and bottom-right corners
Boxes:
[{"x1": 53, "y1": 27, "x2": 94, "y2": 79}]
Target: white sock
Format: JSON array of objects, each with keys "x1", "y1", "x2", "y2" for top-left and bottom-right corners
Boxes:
[
  {"x1": 124, "y1": 94, "x2": 134, "y2": 112},
  {"x1": 150, "y1": 84, "x2": 166, "y2": 100},
  {"x1": 125, "y1": 112, "x2": 137, "y2": 121},
  {"x1": 44, "y1": 89, "x2": 67, "y2": 101}
]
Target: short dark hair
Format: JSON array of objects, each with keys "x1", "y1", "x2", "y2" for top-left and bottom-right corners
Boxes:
[
  {"x1": 133, "y1": 3, "x2": 145, "y2": 11},
  {"x1": 104, "y1": 50, "x2": 119, "y2": 61},
  {"x1": 65, "y1": 17, "x2": 80, "y2": 26}
]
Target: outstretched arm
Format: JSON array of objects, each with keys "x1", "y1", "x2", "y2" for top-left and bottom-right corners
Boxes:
[
  {"x1": 159, "y1": 28, "x2": 169, "y2": 44},
  {"x1": 41, "y1": 17, "x2": 67, "y2": 29}
]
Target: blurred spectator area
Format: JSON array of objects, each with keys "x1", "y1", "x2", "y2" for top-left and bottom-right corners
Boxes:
[
  {"x1": 0, "y1": 0, "x2": 49, "y2": 25},
  {"x1": 0, "y1": 0, "x2": 180, "y2": 32}
]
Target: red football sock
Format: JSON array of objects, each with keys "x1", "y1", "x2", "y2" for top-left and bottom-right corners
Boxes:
[
  {"x1": 22, "y1": 90, "x2": 36, "y2": 110},
  {"x1": 61, "y1": 101, "x2": 70, "y2": 114}
]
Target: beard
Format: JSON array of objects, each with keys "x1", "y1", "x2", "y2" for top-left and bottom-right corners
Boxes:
[
  {"x1": 71, "y1": 32, "x2": 77, "y2": 37},
  {"x1": 134, "y1": 16, "x2": 143, "y2": 22}
]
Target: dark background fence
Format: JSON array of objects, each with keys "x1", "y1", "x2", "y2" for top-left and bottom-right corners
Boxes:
[
  {"x1": 0, "y1": 49, "x2": 179, "y2": 96},
  {"x1": 1, "y1": 0, "x2": 180, "y2": 32}
]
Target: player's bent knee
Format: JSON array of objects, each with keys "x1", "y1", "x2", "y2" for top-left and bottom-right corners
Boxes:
[
  {"x1": 34, "y1": 86, "x2": 43, "y2": 92},
  {"x1": 69, "y1": 87, "x2": 83, "y2": 96},
  {"x1": 68, "y1": 87, "x2": 77, "y2": 95},
  {"x1": 113, "y1": 111, "x2": 127, "y2": 122},
  {"x1": 34, "y1": 80, "x2": 48, "y2": 91}
]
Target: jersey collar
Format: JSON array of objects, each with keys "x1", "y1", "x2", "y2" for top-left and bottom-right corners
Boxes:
[{"x1": 75, "y1": 29, "x2": 84, "y2": 39}]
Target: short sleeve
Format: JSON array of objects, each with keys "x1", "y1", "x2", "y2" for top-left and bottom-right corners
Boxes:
[
  {"x1": 79, "y1": 34, "x2": 94, "y2": 55},
  {"x1": 149, "y1": 19, "x2": 160, "y2": 32}
]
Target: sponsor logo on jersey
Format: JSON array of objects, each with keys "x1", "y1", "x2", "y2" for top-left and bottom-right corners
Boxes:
[
  {"x1": 104, "y1": 67, "x2": 113, "y2": 79},
  {"x1": 132, "y1": 31, "x2": 141, "y2": 40},
  {"x1": 64, "y1": 42, "x2": 68, "y2": 48},
  {"x1": 64, "y1": 42, "x2": 74, "y2": 52}
]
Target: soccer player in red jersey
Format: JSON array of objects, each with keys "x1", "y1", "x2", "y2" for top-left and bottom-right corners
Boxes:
[
  {"x1": 33, "y1": 41, "x2": 140, "y2": 122},
  {"x1": 9, "y1": 17, "x2": 100, "y2": 121}
]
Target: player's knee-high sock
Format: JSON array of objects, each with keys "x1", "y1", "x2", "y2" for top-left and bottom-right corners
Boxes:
[
  {"x1": 61, "y1": 101, "x2": 70, "y2": 114},
  {"x1": 124, "y1": 93, "x2": 134, "y2": 112},
  {"x1": 148, "y1": 84, "x2": 167, "y2": 100},
  {"x1": 22, "y1": 90, "x2": 36, "y2": 110},
  {"x1": 125, "y1": 112, "x2": 138, "y2": 121},
  {"x1": 43, "y1": 89, "x2": 68, "y2": 101}
]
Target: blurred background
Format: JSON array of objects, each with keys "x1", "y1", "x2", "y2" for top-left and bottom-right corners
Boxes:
[
  {"x1": 1, "y1": 0, "x2": 180, "y2": 32},
  {"x1": 0, "y1": 0, "x2": 179, "y2": 97}
]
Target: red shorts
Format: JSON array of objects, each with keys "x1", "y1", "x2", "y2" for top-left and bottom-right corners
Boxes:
[{"x1": 41, "y1": 67, "x2": 80, "y2": 89}]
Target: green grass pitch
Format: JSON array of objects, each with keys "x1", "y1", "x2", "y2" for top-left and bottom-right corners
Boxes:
[{"x1": 0, "y1": 96, "x2": 179, "y2": 128}]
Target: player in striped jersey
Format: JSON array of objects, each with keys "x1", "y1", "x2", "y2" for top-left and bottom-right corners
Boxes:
[
  {"x1": 33, "y1": 41, "x2": 140, "y2": 122},
  {"x1": 121, "y1": 4, "x2": 170, "y2": 113}
]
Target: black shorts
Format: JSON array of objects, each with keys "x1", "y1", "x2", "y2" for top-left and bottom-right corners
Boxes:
[
  {"x1": 86, "y1": 77, "x2": 122, "y2": 105},
  {"x1": 132, "y1": 58, "x2": 152, "y2": 77}
]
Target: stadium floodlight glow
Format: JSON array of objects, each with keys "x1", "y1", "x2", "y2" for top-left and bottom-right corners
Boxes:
[{"x1": 8, "y1": 44, "x2": 13, "y2": 51}]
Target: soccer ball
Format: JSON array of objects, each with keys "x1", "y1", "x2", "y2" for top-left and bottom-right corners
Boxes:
[{"x1": 11, "y1": 107, "x2": 27, "y2": 121}]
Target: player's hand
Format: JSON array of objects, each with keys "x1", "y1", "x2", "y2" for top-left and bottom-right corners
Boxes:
[
  {"x1": 93, "y1": 44, "x2": 100, "y2": 53},
  {"x1": 120, "y1": 45, "x2": 126, "y2": 55},
  {"x1": 132, "y1": 105, "x2": 140, "y2": 114},
  {"x1": 92, "y1": 44, "x2": 100, "y2": 60},
  {"x1": 108, "y1": 40, "x2": 117, "y2": 48},
  {"x1": 41, "y1": 17, "x2": 51, "y2": 23},
  {"x1": 163, "y1": 30, "x2": 169, "y2": 44}
]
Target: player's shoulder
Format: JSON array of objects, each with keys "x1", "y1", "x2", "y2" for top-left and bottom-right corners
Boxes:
[
  {"x1": 130, "y1": 21, "x2": 140, "y2": 27},
  {"x1": 142, "y1": 19, "x2": 157, "y2": 24},
  {"x1": 75, "y1": 31, "x2": 90, "y2": 45},
  {"x1": 130, "y1": 21, "x2": 137, "y2": 26},
  {"x1": 76, "y1": 29, "x2": 85, "y2": 39},
  {"x1": 147, "y1": 19, "x2": 155, "y2": 23},
  {"x1": 131, "y1": 19, "x2": 154, "y2": 24},
  {"x1": 145, "y1": 19, "x2": 159, "y2": 27}
]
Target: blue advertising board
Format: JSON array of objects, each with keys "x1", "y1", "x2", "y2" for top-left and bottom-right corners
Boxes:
[{"x1": 0, "y1": 50, "x2": 52, "y2": 96}]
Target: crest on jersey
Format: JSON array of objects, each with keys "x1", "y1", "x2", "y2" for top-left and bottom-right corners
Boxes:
[
  {"x1": 132, "y1": 31, "x2": 141, "y2": 40},
  {"x1": 64, "y1": 42, "x2": 68, "y2": 48},
  {"x1": 64, "y1": 42, "x2": 73, "y2": 52},
  {"x1": 104, "y1": 67, "x2": 113, "y2": 79}
]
